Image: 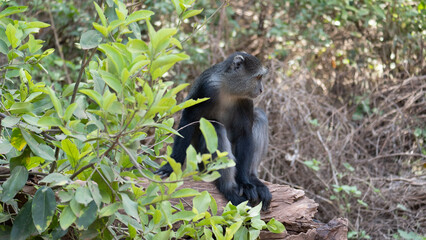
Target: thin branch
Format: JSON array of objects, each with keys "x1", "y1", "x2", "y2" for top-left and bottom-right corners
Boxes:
[
  {"x1": 181, "y1": 0, "x2": 229, "y2": 44},
  {"x1": 71, "y1": 49, "x2": 97, "y2": 104},
  {"x1": 47, "y1": 5, "x2": 72, "y2": 84},
  {"x1": 317, "y1": 131, "x2": 339, "y2": 186},
  {"x1": 70, "y1": 163, "x2": 95, "y2": 180},
  {"x1": 362, "y1": 153, "x2": 425, "y2": 163}
]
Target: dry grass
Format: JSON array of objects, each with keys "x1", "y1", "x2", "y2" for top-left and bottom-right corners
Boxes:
[{"x1": 256, "y1": 58, "x2": 425, "y2": 238}]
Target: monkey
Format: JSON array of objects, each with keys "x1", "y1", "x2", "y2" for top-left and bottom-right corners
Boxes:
[{"x1": 155, "y1": 52, "x2": 271, "y2": 210}]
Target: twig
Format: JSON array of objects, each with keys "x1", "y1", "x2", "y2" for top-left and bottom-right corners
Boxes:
[
  {"x1": 317, "y1": 131, "x2": 339, "y2": 186},
  {"x1": 362, "y1": 153, "x2": 425, "y2": 163},
  {"x1": 47, "y1": 5, "x2": 72, "y2": 84},
  {"x1": 181, "y1": 0, "x2": 229, "y2": 44},
  {"x1": 71, "y1": 49, "x2": 97, "y2": 104},
  {"x1": 70, "y1": 163, "x2": 95, "y2": 180}
]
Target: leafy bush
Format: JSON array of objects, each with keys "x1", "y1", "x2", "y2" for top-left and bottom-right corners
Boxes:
[{"x1": 0, "y1": 1, "x2": 283, "y2": 239}]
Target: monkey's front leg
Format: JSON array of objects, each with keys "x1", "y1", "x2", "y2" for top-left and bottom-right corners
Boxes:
[{"x1": 233, "y1": 135, "x2": 258, "y2": 201}]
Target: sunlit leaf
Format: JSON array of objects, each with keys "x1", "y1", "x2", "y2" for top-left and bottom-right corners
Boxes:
[
  {"x1": 182, "y1": 9, "x2": 203, "y2": 20},
  {"x1": 126, "y1": 10, "x2": 154, "y2": 25},
  {"x1": 199, "y1": 118, "x2": 218, "y2": 153}
]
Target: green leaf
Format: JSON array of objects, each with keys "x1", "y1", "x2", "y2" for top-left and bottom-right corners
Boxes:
[
  {"x1": 25, "y1": 21, "x2": 50, "y2": 29},
  {"x1": 225, "y1": 221, "x2": 242, "y2": 239},
  {"x1": 248, "y1": 202, "x2": 262, "y2": 217},
  {"x1": 88, "y1": 182, "x2": 102, "y2": 208},
  {"x1": 0, "y1": 139, "x2": 13, "y2": 154},
  {"x1": 266, "y1": 218, "x2": 286, "y2": 233},
  {"x1": 70, "y1": 198, "x2": 83, "y2": 217},
  {"x1": 75, "y1": 201, "x2": 98, "y2": 230},
  {"x1": 20, "y1": 129, "x2": 55, "y2": 160},
  {"x1": 75, "y1": 187, "x2": 93, "y2": 206},
  {"x1": 196, "y1": 171, "x2": 221, "y2": 182},
  {"x1": 32, "y1": 186, "x2": 56, "y2": 233},
  {"x1": 45, "y1": 87, "x2": 63, "y2": 118},
  {"x1": 126, "y1": 10, "x2": 154, "y2": 25},
  {"x1": 5, "y1": 23, "x2": 20, "y2": 48},
  {"x1": 10, "y1": 200, "x2": 37, "y2": 240},
  {"x1": 1, "y1": 166, "x2": 28, "y2": 202},
  {"x1": 80, "y1": 30, "x2": 103, "y2": 49},
  {"x1": 182, "y1": 9, "x2": 203, "y2": 20},
  {"x1": 249, "y1": 229, "x2": 261, "y2": 240},
  {"x1": 171, "y1": 98, "x2": 208, "y2": 114},
  {"x1": 153, "y1": 230, "x2": 171, "y2": 240},
  {"x1": 93, "y1": 22, "x2": 108, "y2": 37},
  {"x1": 147, "y1": 97, "x2": 177, "y2": 116},
  {"x1": 210, "y1": 193, "x2": 218, "y2": 215},
  {"x1": 79, "y1": 89, "x2": 102, "y2": 106},
  {"x1": 98, "y1": 44, "x2": 125, "y2": 74},
  {"x1": 27, "y1": 34, "x2": 43, "y2": 54},
  {"x1": 0, "y1": 6, "x2": 28, "y2": 19},
  {"x1": 413, "y1": 128, "x2": 422, "y2": 137},
  {"x1": 10, "y1": 128, "x2": 26, "y2": 151},
  {"x1": 171, "y1": 188, "x2": 200, "y2": 198},
  {"x1": 121, "y1": 193, "x2": 140, "y2": 221},
  {"x1": 38, "y1": 48, "x2": 55, "y2": 61},
  {"x1": 251, "y1": 218, "x2": 265, "y2": 230},
  {"x1": 1, "y1": 116, "x2": 20, "y2": 127},
  {"x1": 171, "y1": 0, "x2": 185, "y2": 15},
  {"x1": 9, "y1": 102, "x2": 34, "y2": 114},
  {"x1": 199, "y1": 118, "x2": 218, "y2": 153},
  {"x1": 39, "y1": 173, "x2": 71, "y2": 186},
  {"x1": 59, "y1": 205, "x2": 76, "y2": 230},
  {"x1": 234, "y1": 227, "x2": 249, "y2": 240},
  {"x1": 38, "y1": 116, "x2": 63, "y2": 127},
  {"x1": 99, "y1": 203, "x2": 121, "y2": 217},
  {"x1": 102, "y1": 91, "x2": 117, "y2": 111},
  {"x1": 107, "y1": 101, "x2": 124, "y2": 115},
  {"x1": 93, "y1": 2, "x2": 107, "y2": 27},
  {"x1": 107, "y1": 19, "x2": 125, "y2": 32},
  {"x1": 193, "y1": 191, "x2": 210, "y2": 214},
  {"x1": 0, "y1": 39, "x2": 8, "y2": 54},
  {"x1": 171, "y1": 211, "x2": 197, "y2": 222},
  {"x1": 357, "y1": 199, "x2": 369, "y2": 207},
  {"x1": 152, "y1": 28, "x2": 177, "y2": 54},
  {"x1": 151, "y1": 53, "x2": 189, "y2": 75},
  {"x1": 99, "y1": 70, "x2": 123, "y2": 94},
  {"x1": 127, "y1": 39, "x2": 149, "y2": 53},
  {"x1": 61, "y1": 139, "x2": 80, "y2": 168},
  {"x1": 165, "y1": 83, "x2": 189, "y2": 98},
  {"x1": 63, "y1": 103, "x2": 78, "y2": 122}
]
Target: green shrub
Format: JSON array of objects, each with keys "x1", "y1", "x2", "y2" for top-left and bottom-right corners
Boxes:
[{"x1": 0, "y1": 1, "x2": 283, "y2": 239}]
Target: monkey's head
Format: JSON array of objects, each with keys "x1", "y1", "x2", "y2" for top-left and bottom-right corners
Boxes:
[{"x1": 221, "y1": 52, "x2": 268, "y2": 99}]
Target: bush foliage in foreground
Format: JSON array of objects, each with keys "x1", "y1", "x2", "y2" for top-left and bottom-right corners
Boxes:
[{"x1": 0, "y1": 1, "x2": 284, "y2": 239}]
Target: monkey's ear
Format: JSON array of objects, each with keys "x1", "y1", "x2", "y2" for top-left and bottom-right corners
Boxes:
[{"x1": 231, "y1": 55, "x2": 244, "y2": 71}]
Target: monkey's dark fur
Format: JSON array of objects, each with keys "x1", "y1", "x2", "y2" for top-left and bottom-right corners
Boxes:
[{"x1": 156, "y1": 52, "x2": 271, "y2": 210}]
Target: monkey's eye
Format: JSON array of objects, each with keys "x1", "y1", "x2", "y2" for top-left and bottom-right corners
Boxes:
[{"x1": 256, "y1": 75, "x2": 262, "y2": 80}]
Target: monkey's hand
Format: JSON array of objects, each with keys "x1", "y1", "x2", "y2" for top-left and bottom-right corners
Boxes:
[
  {"x1": 154, "y1": 163, "x2": 173, "y2": 178},
  {"x1": 256, "y1": 184, "x2": 272, "y2": 211},
  {"x1": 237, "y1": 180, "x2": 257, "y2": 202}
]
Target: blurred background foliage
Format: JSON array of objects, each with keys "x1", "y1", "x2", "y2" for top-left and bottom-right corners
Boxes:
[{"x1": 2, "y1": 0, "x2": 425, "y2": 239}]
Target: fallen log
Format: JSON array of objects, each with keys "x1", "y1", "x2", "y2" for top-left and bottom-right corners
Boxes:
[{"x1": 142, "y1": 179, "x2": 348, "y2": 239}]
